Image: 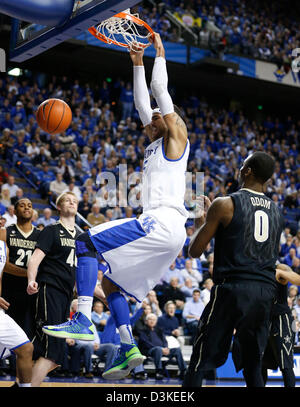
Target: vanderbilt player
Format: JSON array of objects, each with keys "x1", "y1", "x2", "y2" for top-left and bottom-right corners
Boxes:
[
  {"x1": 0, "y1": 240, "x2": 34, "y2": 387},
  {"x1": 27, "y1": 192, "x2": 80, "y2": 387},
  {"x1": 262, "y1": 263, "x2": 296, "y2": 387},
  {"x1": 183, "y1": 152, "x2": 284, "y2": 388},
  {"x1": 0, "y1": 198, "x2": 40, "y2": 339}
]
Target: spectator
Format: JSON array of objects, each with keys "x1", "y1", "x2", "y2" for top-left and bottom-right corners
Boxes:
[
  {"x1": 63, "y1": 180, "x2": 82, "y2": 202},
  {"x1": 32, "y1": 145, "x2": 50, "y2": 168},
  {"x1": 288, "y1": 285, "x2": 299, "y2": 308},
  {"x1": 61, "y1": 298, "x2": 98, "y2": 378},
  {"x1": 144, "y1": 290, "x2": 162, "y2": 317},
  {"x1": 98, "y1": 306, "x2": 147, "y2": 380},
  {"x1": 74, "y1": 160, "x2": 87, "y2": 183},
  {"x1": 11, "y1": 131, "x2": 27, "y2": 165},
  {"x1": 91, "y1": 300, "x2": 109, "y2": 332},
  {"x1": 0, "y1": 188, "x2": 11, "y2": 209},
  {"x1": 201, "y1": 277, "x2": 214, "y2": 306},
  {"x1": 66, "y1": 329, "x2": 99, "y2": 378},
  {"x1": 78, "y1": 192, "x2": 92, "y2": 219},
  {"x1": 55, "y1": 156, "x2": 75, "y2": 184},
  {"x1": 160, "y1": 276, "x2": 186, "y2": 311},
  {"x1": 87, "y1": 204, "x2": 105, "y2": 227},
  {"x1": 161, "y1": 261, "x2": 185, "y2": 287},
  {"x1": 157, "y1": 300, "x2": 185, "y2": 349},
  {"x1": 182, "y1": 288, "x2": 205, "y2": 341},
  {"x1": 181, "y1": 259, "x2": 203, "y2": 287},
  {"x1": 120, "y1": 82, "x2": 134, "y2": 121},
  {"x1": 2, "y1": 175, "x2": 19, "y2": 200},
  {"x1": 138, "y1": 313, "x2": 187, "y2": 380},
  {"x1": 284, "y1": 248, "x2": 300, "y2": 271},
  {"x1": 2, "y1": 205, "x2": 17, "y2": 227},
  {"x1": 280, "y1": 234, "x2": 296, "y2": 258},
  {"x1": 36, "y1": 208, "x2": 56, "y2": 227},
  {"x1": 10, "y1": 188, "x2": 24, "y2": 206},
  {"x1": 37, "y1": 162, "x2": 56, "y2": 184},
  {"x1": 27, "y1": 140, "x2": 40, "y2": 159},
  {"x1": 85, "y1": 185, "x2": 97, "y2": 205},
  {"x1": 180, "y1": 278, "x2": 195, "y2": 299},
  {"x1": 49, "y1": 173, "x2": 68, "y2": 199},
  {"x1": 133, "y1": 303, "x2": 153, "y2": 337}
]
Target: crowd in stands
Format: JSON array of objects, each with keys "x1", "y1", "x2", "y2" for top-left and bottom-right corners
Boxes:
[
  {"x1": 0, "y1": 69, "x2": 298, "y2": 379},
  {"x1": 137, "y1": 0, "x2": 299, "y2": 68}
]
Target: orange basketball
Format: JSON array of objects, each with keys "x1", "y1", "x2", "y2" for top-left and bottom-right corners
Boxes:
[{"x1": 36, "y1": 98, "x2": 72, "y2": 134}]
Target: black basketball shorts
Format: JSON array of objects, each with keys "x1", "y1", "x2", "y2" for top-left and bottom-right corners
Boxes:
[
  {"x1": 262, "y1": 312, "x2": 295, "y2": 370},
  {"x1": 188, "y1": 280, "x2": 276, "y2": 373},
  {"x1": 32, "y1": 282, "x2": 71, "y2": 365}
]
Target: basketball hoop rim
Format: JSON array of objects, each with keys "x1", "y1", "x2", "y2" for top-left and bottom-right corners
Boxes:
[{"x1": 88, "y1": 11, "x2": 155, "y2": 48}]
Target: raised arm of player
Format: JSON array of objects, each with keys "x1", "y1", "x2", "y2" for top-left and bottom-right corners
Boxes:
[
  {"x1": 150, "y1": 32, "x2": 187, "y2": 159},
  {"x1": 27, "y1": 248, "x2": 46, "y2": 295},
  {"x1": 188, "y1": 197, "x2": 234, "y2": 258},
  {"x1": 130, "y1": 44, "x2": 153, "y2": 140},
  {"x1": 0, "y1": 228, "x2": 27, "y2": 277}
]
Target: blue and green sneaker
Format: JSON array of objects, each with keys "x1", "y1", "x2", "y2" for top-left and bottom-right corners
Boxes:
[
  {"x1": 102, "y1": 344, "x2": 144, "y2": 380},
  {"x1": 42, "y1": 312, "x2": 95, "y2": 341}
]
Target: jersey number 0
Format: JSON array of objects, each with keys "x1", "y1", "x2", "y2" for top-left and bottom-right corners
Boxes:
[{"x1": 254, "y1": 210, "x2": 269, "y2": 243}]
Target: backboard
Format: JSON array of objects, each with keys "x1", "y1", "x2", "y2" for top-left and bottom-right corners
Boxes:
[{"x1": 9, "y1": 0, "x2": 140, "y2": 63}]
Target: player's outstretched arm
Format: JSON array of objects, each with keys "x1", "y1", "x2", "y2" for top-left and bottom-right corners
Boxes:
[
  {"x1": 27, "y1": 248, "x2": 46, "y2": 294},
  {"x1": 276, "y1": 264, "x2": 300, "y2": 286},
  {"x1": 150, "y1": 33, "x2": 187, "y2": 158},
  {"x1": 189, "y1": 197, "x2": 233, "y2": 258},
  {"x1": 130, "y1": 44, "x2": 153, "y2": 140}
]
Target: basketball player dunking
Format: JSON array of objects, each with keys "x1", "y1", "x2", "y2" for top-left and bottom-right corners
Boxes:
[
  {"x1": 183, "y1": 152, "x2": 284, "y2": 387},
  {"x1": 42, "y1": 33, "x2": 190, "y2": 380}
]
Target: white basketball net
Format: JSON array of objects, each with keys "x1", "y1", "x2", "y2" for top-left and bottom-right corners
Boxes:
[{"x1": 94, "y1": 9, "x2": 152, "y2": 49}]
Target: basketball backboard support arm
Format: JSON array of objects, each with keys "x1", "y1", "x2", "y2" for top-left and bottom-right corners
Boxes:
[{"x1": 9, "y1": 0, "x2": 140, "y2": 63}]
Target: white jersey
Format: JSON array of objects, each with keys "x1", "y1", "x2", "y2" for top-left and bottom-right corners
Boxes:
[
  {"x1": 0, "y1": 240, "x2": 6, "y2": 278},
  {"x1": 142, "y1": 137, "x2": 190, "y2": 217},
  {"x1": 0, "y1": 240, "x2": 30, "y2": 359},
  {"x1": 88, "y1": 137, "x2": 190, "y2": 302}
]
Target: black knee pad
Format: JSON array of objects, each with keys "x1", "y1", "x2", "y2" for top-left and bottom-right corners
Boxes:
[{"x1": 75, "y1": 232, "x2": 96, "y2": 258}]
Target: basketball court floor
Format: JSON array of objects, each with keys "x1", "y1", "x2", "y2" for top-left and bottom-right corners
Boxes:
[{"x1": 0, "y1": 375, "x2": 297, "y2": 387}]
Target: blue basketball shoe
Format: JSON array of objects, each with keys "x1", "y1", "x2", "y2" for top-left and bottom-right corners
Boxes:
[
  {"x1": 102, "y1": 343, "x2": 144, "y2": 380},
  {"x1": 42, "y1": 312, "x2": 95, "y2": 341}
]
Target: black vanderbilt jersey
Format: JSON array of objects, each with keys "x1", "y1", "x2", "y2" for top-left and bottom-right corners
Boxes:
[
  {"x1": 213, "y1": 188, "x2": 285, "y2": 287},
  {"x1": 2, "y1": 224, "x2": 40, "y2": 292},
  {"x1": 36, "y1": 221, "x2": 80, "y2": 298}
]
